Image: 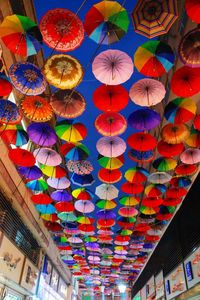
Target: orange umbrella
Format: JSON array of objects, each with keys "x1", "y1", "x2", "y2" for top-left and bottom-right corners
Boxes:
[{"x1": 161, "y1": 124, "x2": 190, "y2": 144}]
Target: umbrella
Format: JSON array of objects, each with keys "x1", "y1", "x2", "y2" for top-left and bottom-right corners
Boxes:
[
  {"x1": 148, "y1": 172, "x2": 172, "y2": 184},
  {"x1": 95, "y1": 184, "x2": 119, "y2": 200},
  {"x1": 0, "y1": 14, "x2": 42, "y2": 56},
  {"x1": 157, "y1": 140, "x2": 184, "y2": 157},
  {"x1": 171, "y1": 66, "x2": 200, "y2": 98},
  {"x1": 117, "y1": 217, "x2": 136, "y2": 228},
  {"x1": 185, "y1": 0, "x2": 200, "y2": 24},
  {"x1": 164, "y1": 97, "x2": 196, "y2": 124},
  {"x1": 96, "y1": 136, "x2": 126, "y2": 157},
  {"x1": 95, "y1": 112, "x2": 127, "y2": 136},
  {"x1": 54, "y1": 201, "x2": 74, "y2": 212},
  {"x1": 179, "y1": 28, "x2": 200, "y2": 68},
  {"x1": 170, "y1": 177, "x2": 191, "y2": 188},
  {"x1": 0, "y1": 100, "x2": 21, "y2": 124},
  {"x1": 132, "y1": 0, "x2": 178, "y2": 39},
  {"x1": 40, "y1": 214, "x2": 58, "y2": 222},
  {"x1": 140, "y1": 206, "x2": 159, "y2": 215},
  {"x1": 72, "y1": 188, "x2": 94, "y2": 200},
  {"x1": 153, "y1": 157, "x2": 177, "y2": 172},
  {"x1": 128, "y1": 149, "x2": 155, "y2": 163},
  {"x1": 97, "y1": 154, "x2": 124, "y2": 169},
  {"x1": 145, "y1": 184, "x2": 166, "y2": 197},
  {"x1": 119, "y1": 196, "x2": 139, "y2": 206},
  {"x1": 175, "y1": 164, "x2": 198, "y2": 176},
  {"x1": 97, "y1": 210, "x2": 116, "y2": 220},
  {"x1": 47, "y1": 177, "x2": 71, "y2": 189},
  {"x1": 180, "y1": 148, "x2": 200, "y2": 165},
  {"x1": 142, "y1": 197, "x2": 163, "y2": 207},
  {"x1": 161, "y1": 124, "x2": 190, "y2": 144},
  {"x1": 51, "y1": 190, "x2": 72, "y2": 202},
  {"x1": 75, "y1": 200, "x2": 95, "y2": 214},
  {"x1": 27, "y1": 122, "x2": 57, "y2": 146},
  {"x1": 93, "y1": 84, "x2": 129, "y2": 112},
  {"x1": 21, "y1": 96, "x2": 53, "y2": 122},
  {"x1": 35, "y1": 204, "x2": 56, "y2": 214},
  {"x1": 194, "y1": 114, "x2": 200, "y2": 131},
  {"x1": 68, "y1": 237, "x2": 83, "y2": 244},
  {"x1": 60, "y1": 142, "x2": 89, "y2": 161},
  {"x1": 67, "y1": 160, "x2": 93, "y2": 175},
  {"x1": 96, "y1": 200, "x2": 117, "y2": 210},
  {"x1": 128, "y1": 108, "x2": 160, "y2": 130},
  {"x1": 0, "y1": 73, "x2": 12, "y2": 96},
  {"x1": 9, "y1": 62, "x2": 46, "y2": 95},
  {"x1": 127, "y1": 132, "x2": 157, "y2": 151},
  {"x1": 163, "y1": 197, "x2": 182, "y2": 206},
  {"x1": 118, "y1": 207, "x2": 138, "y2": 217},
  {"x1": 134, "y1": 41, "x2": 174, "y2": 77},
  {"x1": 33, "y1": 148, "x2": 62, "y2": 166},
  {"x1": 55, "y1": 120, "x2": 87, "y2": 142},
  {"x1": 0, "y1": 124, "x2": 28, "y2": 146},
  {"x1": 17, "y1": 165, "x2": 42, "y2": 180},
  {"x1": 71, "y1": 173, "x2": 94, "y2": 187},
  {"x1": 97, "y1": 219, "x2": 115, "y2": 228},
  {"x1": 124, "y1": 167, "x2": 149, "y2": 183},
  {"x1": 92, "y1": 49, "x2": 133, "y2": 85},
  {"x1": 26, "y1": 179, "x2": 48, "y2": 192},
  {"x1": 98, "y1": 168, "x2": 122, "y2": 183},
  {"x1": 40, "y1": 164, "x2": 67, "y2": 178},
  {"x1": 40, "y1": 8, "x2": 84, "y2": 51},
  {"x1": 185, "y1": 128, "x2": 200, "y2": 148},
  {"x1": 31, "y1": 194, "x2": 52, "y2": 205},
  {"x1": 8, "y1": 148, "x2": 35, "y2": 167},
  {"x1": 50, "y1": 89, "x2": 86, "y2": 119},
  {"x1": 43, "y1": 54, "x2": 83, "y2": 89},
  {"x1": 121, "y1": 182, "x2": 144, "y2": 194}
]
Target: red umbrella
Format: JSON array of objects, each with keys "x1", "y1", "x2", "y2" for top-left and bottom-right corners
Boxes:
[
  {"x1": 185, "y1": 0, "x2": 200, "y2": 24},
  {"x1": 175, "y1": 164, "x2": 198, "y2": 176},
  {"x1": 45, "y1": 222, "x2": 62, "y2": 232},
  {"x1": 163, "y1": 197, "x2": 182, "y2": 206},
  {"x1": 133, "y1": 224, "x2": 151, "y2": 232},
  {"x1": 93, "y1": 84, "x2": 129, "y2": 112},
  {"x1": 142, "y1": 197, "x2": 163, "y2": 207},
  {"x1": 31, "y1": 194, "x2": 52, "y2": 204},
  {"x1": 97, "y1": 219, "x2": 115, "y2": 228},
  {"x1": 121, "y1": 182, "x2": 144, "y2": 194},
  {"x1": 78, "y1": 224, "x2": 95, "y2": 232},
  {"x1": 171, "y1": 66, "x2": 200, "y2": 97},
  {"x1": 8, "y1": 148, "x2": 35, "y2": 167},
  {"x1": 95, "y1": 112, "x2": 127, "y2": 136},
  {"x1": 166, "y1": 187, "x2": 187, "y2": 198},
  {"x1": 127, "y1": 133, "x2": 157, "y2": 151},
  {"x1": 98, "y1": 168, "x2": 122, "y2": 184},
  {"x1": 156, "y1": 213, "x2": 173, "y2": 221},
  {"x1": 194, "y1": 114, "x2": 200, "y2": 131},
  {"x1": 54, "y1": 201, "x2": 74, "y2": 212},
  {"x1": 157, "y1": 140, "x2": 184, "y2": 157},
  {"x1": 145, "y1": 235, "x2": 160, "y2": 242}
]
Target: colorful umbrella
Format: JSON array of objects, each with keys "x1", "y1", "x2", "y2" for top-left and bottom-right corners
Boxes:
[
  {"x1": 121, "y1": 182, "x2": 144, "y2": 194},
  {"x1": 27, "y1": 122, "x2": 57, "y2": 146},
  {"x1": 93, "y1": 84, "x2": 129, "y2": 112},
  {"x1": 134, "y1": 41, "x2": 174, "y2": 77},
  {"x1": 40, "y1": 164, "x2": 67, "y2": 178},
  {"x1": 60, "y1": 142, "x2": 89, "y2": 161},
  {"x1": 47, "y1": 177, "x2": 71, "y2": 189},
  {"x1": 43, "y1": 54, "x2": 83, "y2": 89},
  {"x1": 8, "y1": 148, "x2": 35, "y2": 167},
  {"x1": 31, "y1": 194, "x2": 52, "y2": 205},
  {"x1": 185, "y1": 128, "x2": 200, "y2": 148},
  {"x1": 153, "y1": 157, "x2": 177, "y2": 172},
  {"x1": 164, "y1": 97, "x2": 196, "y2": 124},
  {"x1": 145, "y1": 184, "x2": 166, "y2": 197},
  {"x1": 157, "y1": 140, "x2": 184, "y2": 158},
  {"x1": 161, "y1": 124, "x2": 190, "y2": 144},
  {"x1": 51, "y1": 190, "x2": 72, "y2": 202},
  {"x1": 54, "y1": 201, "x2": 74, "y2": 213},
  {"x1": 119, "y1": 196, "x2": 139, "y2": 206},
  {"x1": 171, "y1": 66, "x2": 200, "y2": 98},
  {"x1": 170, "y1": 177, "x2": 191, "y2": 188},
  {"x1": 0, "y1": 14, "x2": 42, "y2": 56},
  {"x1": 128, "y1": 149, "x2": 155, "y2": 163},
  {"x1": 35, "y1": 204, "x2": 56, "y2": 214},
  {"x1": 84, "y1": 0, "x2": 129, "y2": 45},
  {"x1": 55, "y1": 121, "x2": 87, "y2": 142},
  {"x1": 92, "y1": 49, "x2": 133, "y2": 85},
  {"x1": 95, "y1": 112, "x2": 127, "y2": 136},
  {"x1": 185, "y1": 0, "x2": 200, "y2": 24},
  {"x1": 175, "y1": 164, "x2": 198, "y2": 176},
  {"x1": 17, "y1": 165, "x2": 42, "y2": 180},
  {"x1": 26, "y1": 179, "x2": 48, "y2": 192},
  {"x1": 40, "y1": 214, "x2": 58, "y2": 222},
  {"x1": 67, "y1": 160, "x2": 93, "y2": 175},
  {"x1": 179, "y1": 28, "x2": 200, "y2": 67},
  {"x1": 71, "y1": 173, "x2": 94, "y2": 187},
  {"x1": 95, "y1": 184, "x2": 119, "y2": 200},
  {"x1": 98, "y1": 168, "x2": 122, "y2": 184},
  {"x1": 132, "y1": 0, "x2": 178, "y2": 39},
  {"x1": 0, "y1": 124, "x2": 28, "y2": 146},
  {"x1": 127, "y1": 132, "x2": 157, "y2": 151},
  {"x1": 96, "y1": 136, "x2": 126, "y2": 157},
  {"x1": 72, "y1": 188, "x2": 94, "y2": 200},
  {"x1": 140, "y1": 206, "x2": 159, "y2": 215},
  {"x1": 0, "y1": 73, "x2": 12, "y2": 96},
  {"x1": 194, "y1": 114, "x2": 200, "y2": 131},
  {"x1": 33, "y1": 148, "x2": 62, "y2": 166},
  {"x1": 124, "y1": 167, "x2": 149, "y2": 183},
  {"x1": 128, "y1": 108, "x2": 160, "y2": 131},
  {"x1": 148, "y1": 172, "x2": 172, "y2": 184},
  {"x1": 97, "y1": 154, "x2": 124, "y2": 169},
  {"x1": 96, "y1": 200, "x2": 117, "y2": 210},
  {"x1": 0, "y1": 100, "x2": 21, "y2": 124},
  {"x1": 75, "y1": 200, "x2": 95, "y2": 214},
  {"x1": 180, "y1": 148, "x2": 200, "y2": 165},
  {"x1": 21, "y1": 96, "x2": 53, "y2": 122},
  {"x1": 40, "y1": 8, "x2": 84, "y2": 51},
  {"x1": 9, "y1": 62, "x2": 46, "y2": 95},
  {"x1": 118, "y1": 207, "x2": 138, "y2": 217}
]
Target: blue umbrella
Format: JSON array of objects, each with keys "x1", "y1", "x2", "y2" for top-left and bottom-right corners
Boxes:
[
  {"x1": 17, "y1": 165, "x2": 42, "y2": 180},
  {"x1": 128, "y1": 108, "x2": 161, "y2": 131},
  {"x1": 128, "y1": 149, "x2": 155, "y2": 163},
  {"x1": 35, "y1": 204, "x2": 56, "y2": 214},
  {"x1": 0, "y1": 99, "x2": 21, "y2": 124},
  {"x1": 71, "y1": 173, "x2": 95, "y2": 187},
  {"x1": 51, "y1": 190, "x2": 73, "y2": 202},
  {"x1": 97, "y1": 210, "x2": 116, "y2": 219}
]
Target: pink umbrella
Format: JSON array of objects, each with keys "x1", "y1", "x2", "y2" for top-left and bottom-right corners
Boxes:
[
  {"x1": 96, "y1": 136, "x2": 126, "y2": 157},
  {"x1": 97, "y1": 230, "x2": 114, "y2": 236},
  {"x1": 118, "y1": 207, "x2": 138, "y2": 217},
  {"x1": 180, "y1": 148, "x2": 200, "y2": 164},
  {"x1": 88, "y1": 256, "x2": 100, "y2": 262},
  {"x1": 92, "y1": 49, "x2": 133, "y2": 85},
  {"x1": 66, "y1": 160, "x2": 93, "y2": 175},
  {"x1": 129, "y1": 78, "x2": 166, "y2": 106},
  {"x1": 47, "y1": 177, "x2": 70, "y2": 189},
  {"x1": 75, "y1": 200, "x2": 95, "y2": 213},
  {"x1": 68, "y1": 237, "x2": 83, "y2": 243},
  {"x1": 33, "y1": 148, "x2": 62, "y2": 166}
]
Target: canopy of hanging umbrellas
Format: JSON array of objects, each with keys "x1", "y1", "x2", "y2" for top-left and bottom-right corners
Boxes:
[{"x1": 0, "y1": 0, "x2": 200, "y2": 297}]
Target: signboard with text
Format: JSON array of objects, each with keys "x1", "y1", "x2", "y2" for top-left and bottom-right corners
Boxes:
[
  {"x1": 155, "y1": 271, "x2": 165, "y2": 299},
  {"x1": 184, "y1": 246, "x2": 200, "y2": 289},
  {"x1": 165, "y1": 264, "x2": 187, "y2": 300}
]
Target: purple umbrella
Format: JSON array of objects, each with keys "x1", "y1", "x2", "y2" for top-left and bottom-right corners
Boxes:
[
  {"x1": 17, "y1": 165, "x2": 42, "y2": 180},
  {"x1": 128, "y1": 108, "x2": 161, "y2": 131},
  {"x1": 47, "y1": 177, "x2": 71, "y2": 189},
  {"x1": 51, "y1": 190, "x2": 72, "y2": 202},
  {"x1": 97, "y1": 210, "x2": 116, "y2": 219},
  {"x1": 75, "y1": 200, "x2": 95, "y2": 213},
  {"x1": 27, "y1": 122, "x2": 57, "y2": 146},
  {"x1": 85, "y1": 242, "x2": 99, "y2": 248},
  {"x1": 96, "y1": 136, "x2": 126, "y2": 157},
  {"x1": 33, "y1": 148, "x2": 62, "y2": 166}
]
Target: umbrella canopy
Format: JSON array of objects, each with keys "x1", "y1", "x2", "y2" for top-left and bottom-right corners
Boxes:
[
  {"x1": 47, "y1": 177, "x2": 71, "y2": 189},
  {"x1": 17, "y1": 165, "x2": 42, "y2": 180},
  {"x1": 185, "y1": 128, "x2": 200, "y2": 148},
  {"x1": 127, "y1": 132, "x2": 157, "y2": 151},
  {"x1": 142, "y1": 197, "x2": 163, "y2": 207},
  {"x1": 170, "y1": 177, "x2": 191, "y2": 188},
  {"x1": 96, "y1": 199, "x2": 117, "y2": 210},
  {"x1": 43, "y1": 54, "x2": 83, "y2": 89},
  {"x1": 35, "y1": 204, "x2": 56, "y2": 214},
  {"x1": 171, "y1": 66, "x2": 200, "y2": 98},
  {"x1": 134, "y1": 40, "x2": 175, "y2": 77},
  {"x1": 54, "y1": 201, "x2": 74, "y2": 213},
  {"x1": 51, "y1": 190, "x2": 72, "y2": 202},
  {"x1": 26, "y1": 179, "x2": 48, "y2": 192},
  {"x1": 72, "y1": 188, "x2": 94, "y2": 200},
  {"x1": 97, "y1": 210, "x2": 116, "y2": 219},
  {"x1": 145, "y1": 184, "x2": 166, "y2": 197},
  {"x1": 98, "y1": 168, "x2": 122, "y2": 184},
  {"x1": 33, "y1": 148, "x2": 62, "y2": 166},
  {"x1": 0, "y1": 124, "x2": 28, "y2": 146},
  {"x1": 185, "y1": 0, "x2": 200, "y2": 24},
  {"x1": 194, "y1": 114, "x2": 200, "y2": 131},
  {"x1": 71, "y1": 173, "x2": 95, "y2": 187},
  {"x1": 148, "y1": 172, "x2": 172, "y2": 184},
  {"x1": 0, "y1": 14, "x2": 42, "y2": 56},
  {"x1": 157, "y1": 140, "x2": 184, "y2": 157},
  {"x1": 140, "y1": 206, "x2": 159, "y2": 215},
  {"x1": 40, "y1": 8, "x2": 84, "y2": 51},
  {"x1": 95, "y1": 112, "x2": 127, "y2": 136},
  {"x1": 180, "y1": 148, "x2": 200, "y2": 165},
  {"x1": 40, "y1": 164, "x2": 67, "y2": 178},
  {"x1": 27, "y1": 122, "x2": 57, "y2": 146},
  {"x1": 60, "y1": 142, "x2": 89, "y2": 161},
  {"x1": 153, "y1": 157, "x2": 177, "y2": 172},
  {"x1": 9, "y1": 62, "x2": 46, "y2": 95},
  {"x1": 121, "y1": 182, "x2": 144, "y2": 194},
  {"x1": 118, "y1": 207, "x2": 138, "y2": 217},
  {"x1": 50, "y1": 89, "x2": 86, "y2": 119},
  {"x1": 161, "y1": 124, "x2": 190, "y2": 144},
  {"x1": 31, "y1": 194, "x2": 52, "y2": 205},
  {"x1": 128, "y1": 149, "x2": 155, "y2": 163},
  {"x1": 164, "y1": 97, "x2": 196, "y2": 124},
  {"x1": 93, "y1": 84, "x2": 129, "y2": 112},
  {"x1": 128, "y1": 108, "x2": 160, "y2": 130},
  {"x1": 92, "y1": 49, "x2": 133, "y2": 85},
  {"x1": 95, "y1": 184, "x2": 119, "y2": 200},
  {"x1": 0, "y1": 100, "x2": 22, "y2": 125},
  {"x1": 21, "y1": 96, "x2": 53, "y2": 122},
  {"x1": 75, "y1": 200, "x2": 95, "y2": 214},
  {"x1": 67, "y1": 160, "x2": 93, "y2": 175},
  {"x1": 132, "y1": 0, "x2": 178, "y2": 39},
  {"x1": 96, "y1": 136, "x2": 126, "y2": 157},
  {"x1": 124, "y1": 167, "x2": 149, "y2": 183},
  {"x1": 97, "y1": 154, "x2": 124, "y2": 170},
  {"x1": 0, "y1": 73, "x2": 12, "y2": 96},
  {"x1": 84, "y1": 1, "x2": 129, "y2": 45},
  {"x1": 119, "y1": 196, "x2": 139, "y2": 206},
  {"x1": 175, "y1": 164, "x2": 198, "y2": 176},
  {"x1": 179, "y1": 28, "x2": 200, "y2": 68},
  {"x1": 55, "y1": 121, "x2": 87, "y2": 142},
  {"x1": 8, "y1": 148, "x2": 35, "y2": 167},
  {"x1": 166, "y1": 187, "x2": 187, "y2": 198}
]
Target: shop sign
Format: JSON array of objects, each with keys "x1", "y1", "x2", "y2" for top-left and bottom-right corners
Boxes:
[
  {"x1": 42, "y1": 255, "x2": 53, "y2": 285},
  {"x1": 184, "y1": 246, "x2": 200, "y2": 289},
  {"x1": 58, "y1": 277, "x2": 67, "y2": 298},
  {"x1": 50, "y1": 268, "x2": 59, "y2": 292},
  {"x1": 146, "y1": 276, "x2": 155, "y2": 299},
  {"x1": 20, "y1": 258, "x2": 39, "y2": 294},
  {"x1": 165, "y1": 264, "x2": 187, "y2": 300},
  {"x1": 155, "y1": 271, "x2": 164, "y2": 299}
]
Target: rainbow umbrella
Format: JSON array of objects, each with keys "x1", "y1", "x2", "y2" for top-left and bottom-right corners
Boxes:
[
  {"x1": 51, "y1": 190, "x2": 72, "y2": 202},
  {"x1": 84, "y1": 0, "x2": 129, "y2": 45},
  {"x1": 185, "y1": 127, "x2": 200, "y2": 148},
  {"x1": 40, "y1": 164, "x2": 67, "y2": 178},
  {"x1": 60, "y1": 142, "x2": 90, "y2": 160},
  {"x1": 170, "y1": 177, "x2": 191, "y2": 188},
  {"x1": 17, "y1": 166, "x2": 42, "y2": 180},
  {"x1": 124, "y1": 167, "x2": 149, "y2": 183},
  {"x1": 72, "y1": 188, "x2": 94, "y2": 200},
  {"x1": 35, "y1": 204, "x2": 56, "y2": 214},
  {"x1": 0, "y1": 124, "x2": 28, "y2": 146},
  {"x1": 140, "y1": 206, "x2": 158, "y2": 215},
  {"x1": 119, "y1": 196, "x2": 139, "y2": 206},
  {"x1": 97, "y1": 154, "x2": 124, "y2": 169},
  {"x1": 145, "y1": 184, "x2": 166, "y2": 197},
  {"x1": 96, "y1": 199, "x2": 116, "y2": 210},
  {"x1": 0, "y1": 14, "x2": 42, "y2": 57},
  {"x1": 134, "y1": 41, "x2": 175, "y2": 77},
  {"x1": 128, "y1": 108, "x2": 161, "y2": 131},
  {"x1": 55, "y1": 120, "x2": 87, "y2": 142},
  {"x1": 164, "y1": 97, "x2": 196, "y2": 124},
  {"x1": 77, "y1": 216, "x2": 95, "y2": 225},
  {"x1": 153, "y1": 157, "x2": 177, "y2": 172},
  {"x1": 26, "y1": 179, "x2": 48, "y2": 192},
  {"x1": 0, "y1": 100, "x2": 22, "y2": 124}
]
